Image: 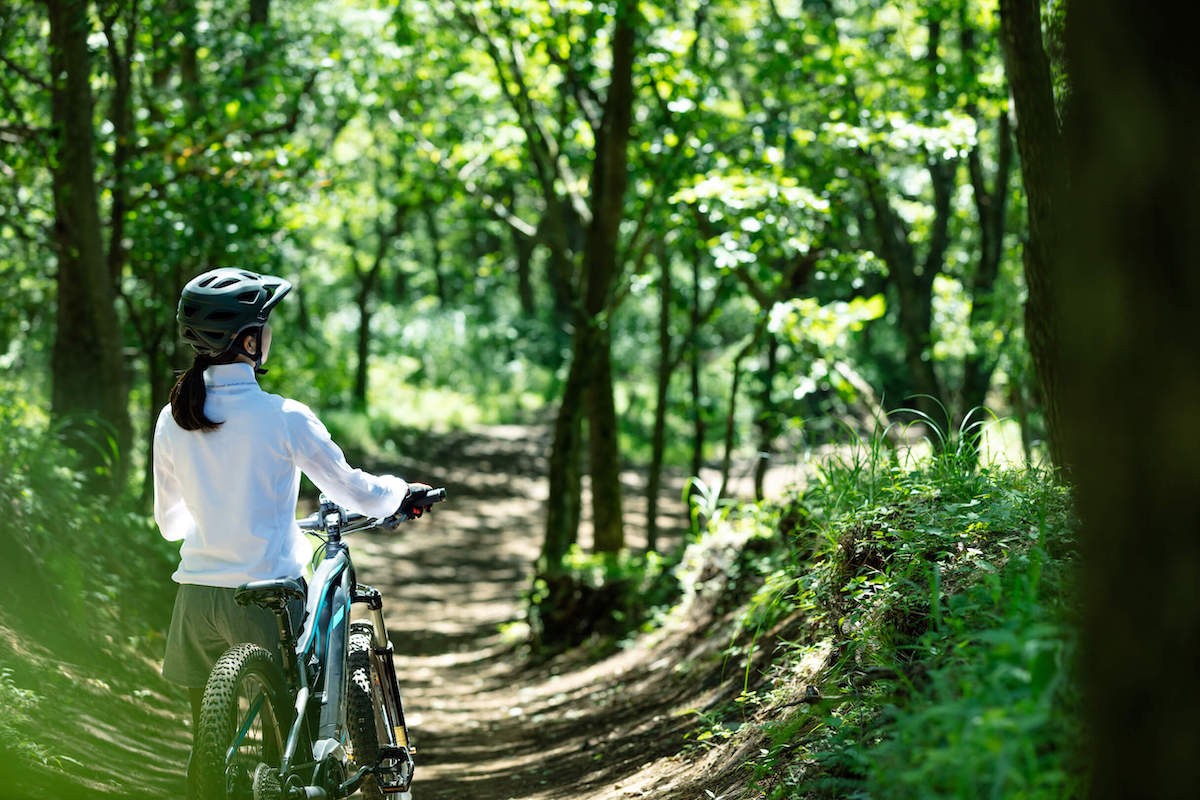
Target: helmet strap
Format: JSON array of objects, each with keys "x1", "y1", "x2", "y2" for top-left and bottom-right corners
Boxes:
[{"x1": 231, "y1": 328, "x2": 269, "y2": 375}]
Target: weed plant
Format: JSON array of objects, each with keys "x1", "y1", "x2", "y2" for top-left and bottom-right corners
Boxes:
[{"x1": 702, "y1": 419, "x2": 1082, "y2": 798}]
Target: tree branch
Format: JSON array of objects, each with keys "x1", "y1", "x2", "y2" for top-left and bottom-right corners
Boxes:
[
  {"x1": 0, "y1": 53, "x2": 49, "y2": 90},
  {"x1": 545, "y1": 1, "x2": 603, "y2": 133},
  {"x1": 246, "y1": 69, "x2": 319, "y2": 139}
]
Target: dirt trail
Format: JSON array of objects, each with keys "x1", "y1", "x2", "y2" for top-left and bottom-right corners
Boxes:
[{"x1": 359, "y1": 424, "x2": 715, "y2": 800}]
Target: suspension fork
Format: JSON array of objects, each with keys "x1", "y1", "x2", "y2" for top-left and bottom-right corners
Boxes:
[{"x1": 352, "y1": 584, "x2": 411, "y2": 749}]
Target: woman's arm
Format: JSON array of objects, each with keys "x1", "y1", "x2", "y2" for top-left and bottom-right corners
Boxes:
[
  {"x1": 153, "y1": 408, "x2": 193, "y2": 542},
  {"x1": 284, "y1": 400, "x2": 409, "y2": 519}
]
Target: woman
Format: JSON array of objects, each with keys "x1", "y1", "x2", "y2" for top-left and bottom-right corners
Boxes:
[{"x1": 153, "y1": 267, "x2": 430, "y2": 731}]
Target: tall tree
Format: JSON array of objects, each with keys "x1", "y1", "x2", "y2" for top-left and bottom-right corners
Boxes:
[
  {"x1": 441, "y1": 2, "x2": 643, "y2": 570},
  {"x1": 544, "y1": 0, "x2": 639, "y2": 563},
  {"x1": 998, "y1": 0, "x2": 1066, "y2": 466},
  {"x1": 958, "y1": 4, "x2": 1016, "y2": 435},
  {"x1": 578, "y1": 0, "x2": 637, "y2": 554},
  {"x1": 345, "y1": 204, "x2": 406, "y2": 410},
  {"x1": 856, "y1": 11, "x2": 957, "y2": 431},
  {"x1": 43, "y1": 0, "x2": 131, "y2": 477},
  {"x1": 1056, "y1": 1, "x2": 1200, "y2": 797}
]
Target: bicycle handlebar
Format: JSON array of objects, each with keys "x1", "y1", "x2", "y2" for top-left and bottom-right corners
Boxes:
[{"x1": 297, "y1": 487, "x2": 447, "y2": 535}]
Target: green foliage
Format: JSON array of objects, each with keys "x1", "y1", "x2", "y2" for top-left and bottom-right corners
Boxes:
[
  {"x1": 682, "y1": 705, "x2": 740, "y2": 753},
  {"x1": 0, "y1": 382, "x2": 181, "y2": 791},
  {"x1": 0, "y1": 383, "x2": 176, "y2": 650},
  {"x1": 685, "y1": 475, "x2": 733, "y2": 534},
  {"x1": 0, "y1": 668, "x2": 49, "y2": 766},
  {"x1": 3, "y1": 0, "x2": 1039, "y2": 504},
  {"x1": 680, "y1": 421, "x2": 1083, "y2": 798}
]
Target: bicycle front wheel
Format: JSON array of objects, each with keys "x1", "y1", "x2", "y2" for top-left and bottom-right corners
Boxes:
[
  {"x1": 347, "y1": 622, "x2": 385, "y2": 800},
  {"x1": 191, "y1": 643, "x2": 290, "y2": 800}
]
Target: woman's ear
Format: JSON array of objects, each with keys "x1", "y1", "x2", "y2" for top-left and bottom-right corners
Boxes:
[{"x1": 243, "y1": 333, "x2": 257, "y2": 356}]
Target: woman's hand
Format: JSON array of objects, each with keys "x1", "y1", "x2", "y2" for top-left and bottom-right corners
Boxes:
[{"x1": 399, "y1": 482, "x2": 436, "y2": 518}]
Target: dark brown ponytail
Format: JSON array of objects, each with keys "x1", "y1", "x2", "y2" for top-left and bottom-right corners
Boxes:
[{"x1": 169, "y1": 353, "x2": 221, "y2": 431}]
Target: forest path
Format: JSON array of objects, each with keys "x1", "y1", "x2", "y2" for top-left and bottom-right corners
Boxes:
[{"x1": 356, "y1": 423, "x2": 706, "y2": 800}]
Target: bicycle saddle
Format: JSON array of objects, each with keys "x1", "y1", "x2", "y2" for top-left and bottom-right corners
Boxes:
[{"x1": 235, "y1": 577, "x2": 306, "y2": 609}]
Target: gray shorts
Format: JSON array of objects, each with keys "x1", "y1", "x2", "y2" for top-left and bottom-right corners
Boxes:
[{"x1": 162, "y1": 583, "x2": 304, "y2": 688}]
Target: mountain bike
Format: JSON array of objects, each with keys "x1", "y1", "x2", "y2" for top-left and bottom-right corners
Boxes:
[{"x1": 189, "y1": 486, "x2": 446, "y2": 800}]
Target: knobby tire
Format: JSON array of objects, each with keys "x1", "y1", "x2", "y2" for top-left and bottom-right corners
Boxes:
[
  {"x1": 191, "y1": 643, "x2": 289, "y2": 800},
  {"x1": 347, "y1": 621, "x2": 385, "y2": 800}
]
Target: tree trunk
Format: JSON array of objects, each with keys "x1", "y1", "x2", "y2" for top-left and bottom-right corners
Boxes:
[
  {"x1": 959, "y1": 110, "x2": 1015, "y2": 456},
  {"x1": 511, "y1": 227, "x2": 536, "y2": 317},
  {"x1": 45, "y1": 0, "x2": 131, "y2": 481},
  {"x1": 102, "y1": 6, "x2": 135, "y2": 287},
  {"x1": 348, "y1": 211, "x2": 400, "y2": 410},
  {"x1": 688, "y1": 253, "x2": 706, "y2": 487},
  {"x1": 103, "y1": 4, "x2": 153, "y2": 497},
  {"x1": 542, "y1": 352, "x2": 585, "y2": 572},
  {"x1": 1058, "y1": 2, "x2": 1200, "y2": 797},
  {"x1": 863, "y1": 167, "x2": 945, "y2": 429},
  {"x1": 586, "y1": 332, "x2": 622, "y2": 552},
  {"x1": 860, "y1": 15, "x2": 957, "y2": 434},
  {"x1": 998, "y1": 0, "x2": 1066, "y2": 467},
  {"x1": 720, "y1": 342, "x2": 748, "y2": 495},
  {"x1": 180, "y1": 1, "x2": 200, "y2": 111},
  {"x1": 539, "y1": 200, "x2": 579, "y2": 329},
  {"x1": 244, "y1": 0, "x2": 270, "y2": 88},
  {"x1": 577, "y1": 1, "x2": 637, "y2": 554},
  {"x1": 423, "y1": 203, "x2": 448, "y2": 306},
  {"x1": 645, "y1": 243, "x2": 673, "y2": 552},
  {"x1": 353, "y1": 302, "x2": 372, "y2": 408},
  {"x1": 753, "y1": 333, "x2": 778, "y2": 501}
]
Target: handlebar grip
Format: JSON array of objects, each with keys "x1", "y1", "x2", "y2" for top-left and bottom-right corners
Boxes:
[
  {"x1": 394, "y1": 485, "x2": 446, "y2": 521},
  {"x1": 410, "y1": 486, "x2": 446, "y2": 505}
]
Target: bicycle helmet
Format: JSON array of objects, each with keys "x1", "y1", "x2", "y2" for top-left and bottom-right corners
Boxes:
[{"x1": 177, "y1": 268, "x2": 292, "y2": 357}]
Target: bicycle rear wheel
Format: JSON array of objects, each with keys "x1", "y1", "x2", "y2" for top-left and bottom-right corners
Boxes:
[{"x1": 191, "y1": 643, "x2": 290, "y2": 800}]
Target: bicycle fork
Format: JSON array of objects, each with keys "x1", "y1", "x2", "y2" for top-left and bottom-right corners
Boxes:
[{"x1": 353, "y1": 584, "x2": 415, "y2": 792}]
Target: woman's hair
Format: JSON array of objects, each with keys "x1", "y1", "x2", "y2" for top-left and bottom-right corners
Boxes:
[{"x1": 169, "y1": 328, "x2": 258, "y2": 431}]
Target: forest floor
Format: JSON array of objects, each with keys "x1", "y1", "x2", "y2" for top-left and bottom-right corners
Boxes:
[{"x1": 1, "y1": 424, "x2": 808, "y2": 799}]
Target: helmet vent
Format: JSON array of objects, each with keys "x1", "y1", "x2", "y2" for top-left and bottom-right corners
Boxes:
[
  {"x1": 236, "y1": 290, "x2": 260, "y2": 304},
  {"x1": 208, "y1": 310, "x2": 239, "y2": 321}
]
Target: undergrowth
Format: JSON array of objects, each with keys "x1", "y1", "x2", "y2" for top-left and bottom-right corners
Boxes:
[
  {"x1": 526, "y1": 545, "x2": 681, "y2": 657},
  {"x1": 679, "y1": 425, "x2": 1084, "y2": 798},
  {"x1": 0, "y1": 386, "x2": 178, "y2": 784}
]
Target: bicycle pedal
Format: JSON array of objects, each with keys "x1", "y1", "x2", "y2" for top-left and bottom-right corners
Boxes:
[
  {"x1": 375, "y1": 745, "x2": 414, "y2": 792},
  {"x1": 378, "y1": 745, "x2": 411, "y2": 761}
]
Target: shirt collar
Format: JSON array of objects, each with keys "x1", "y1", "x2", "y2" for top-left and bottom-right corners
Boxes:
[{"x1": 203, "y1": 362, "x2": 259, "y2": 388}]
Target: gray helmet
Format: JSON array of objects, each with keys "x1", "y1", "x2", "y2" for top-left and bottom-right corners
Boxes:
[{"x1": 177, "y1": 268, "x2": 292, "y2": 356}]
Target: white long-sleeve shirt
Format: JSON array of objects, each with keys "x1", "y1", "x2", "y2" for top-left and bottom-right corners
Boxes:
[{"x1": 153, "y1": 362, "x2": 408, "y2": 587}]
